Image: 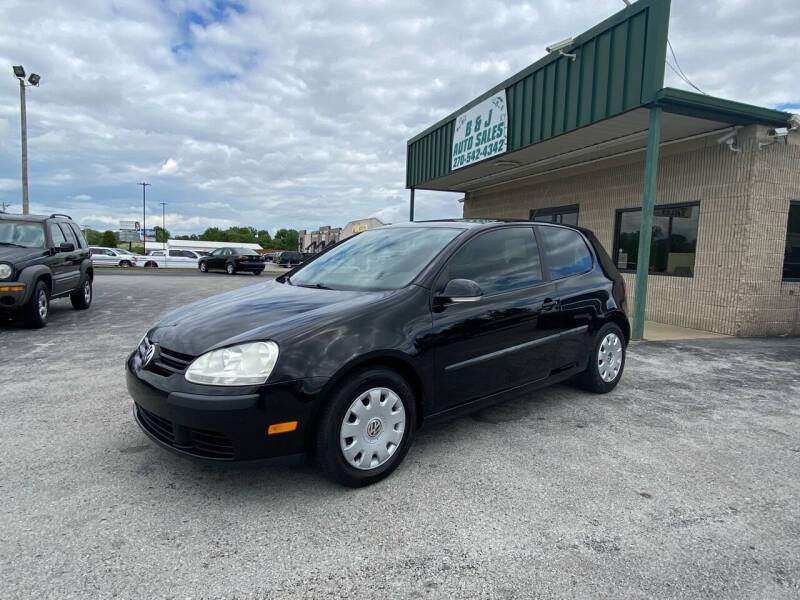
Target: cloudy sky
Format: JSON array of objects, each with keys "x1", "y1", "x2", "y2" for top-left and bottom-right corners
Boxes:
[{"x1": 0, "y1": 0, "x2": 798, "y2": 235}]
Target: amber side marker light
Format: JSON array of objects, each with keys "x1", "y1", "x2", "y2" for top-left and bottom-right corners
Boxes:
[
  {"x1": 0, "y1": 285, "x2": 24, "y2": 292},
  {"x1": 268, "y1": 421, "x2": 298, "y2": 435}
]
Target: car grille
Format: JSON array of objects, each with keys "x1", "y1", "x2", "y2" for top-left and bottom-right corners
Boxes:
[
  {"x1": 136, "y1": 404, "x2": 235, "y2": 460},
  {"x1": 138, "y1": 337, "x2": 195, "y2": 377}
]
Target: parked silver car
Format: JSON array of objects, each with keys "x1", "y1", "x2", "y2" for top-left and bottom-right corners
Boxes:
[
  {"x1": 145, "y1": 249, "x2": 201, "y2": 268},
  {"x1": 89, "y1": 246, "x2": 146, "y2": 267}
]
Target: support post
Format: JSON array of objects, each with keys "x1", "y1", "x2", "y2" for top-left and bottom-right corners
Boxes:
[
  {"x1": 19, "y1": 79, "x2": 28, "y2": 215},
  {"x1": 409, "y1": 188, "x2": 415, "y2": 222},
  {"x1": 631, "y1": 107, "x2": 662, "y2": 340}
]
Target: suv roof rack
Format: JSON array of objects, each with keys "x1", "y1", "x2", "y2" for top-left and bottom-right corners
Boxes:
[{"x1": 49, "y1": 213, "x2": 73, "y2": 220}]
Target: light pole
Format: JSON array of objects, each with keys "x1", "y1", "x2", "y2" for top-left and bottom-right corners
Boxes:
[
  {"x1": 159, "y1": 201, "x2": 167, "y2": 250},
  {"x1": 13, "y1": 66, "x2": 40, "y2": 215},
  {"x1": 137, "y1": 182, "x2": 150, "y2": 254}
]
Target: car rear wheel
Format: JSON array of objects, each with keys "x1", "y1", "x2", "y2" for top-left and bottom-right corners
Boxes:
[
  {"x1": 315, "y1": 367, "x2": 416, "y2": 487},
  {"x1": 226, "y1": 263, "x2": 235, "y2": 275},
  {"x1": 119, "y1": 260, "x2": 132, "y2": 267},
  {"x1": 199, "y1": 262, "x2": 207, "y2": 272},
  {"x1": 574, "y1": 322, "x2": 626, "y2": 393},
  {"x1": 254, "y1": 269, "x2": 263, "y2": 276},
  {"x1": 23, "y1": 280, "x2": 49, "y2": 328},
  {"x1": 144, "y1": 261, "x2": 158, "y2": 268},
  {"x1": 70, "y1": 277, "x2": 92, "y2": 310}
]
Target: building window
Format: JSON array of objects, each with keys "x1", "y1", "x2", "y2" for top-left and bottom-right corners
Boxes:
[
  {"x1": 613, "y1": 202, "x2": 700, "y2": 277},
  {"x1": 784, "y1": 201, "x2": 800, "y2": 281},
  {"x1": 530, "y1": 204, "x2": 579, "y2": 226}
]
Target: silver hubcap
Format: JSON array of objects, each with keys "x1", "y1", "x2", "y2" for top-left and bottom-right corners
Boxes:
[
  {"x1": 340, "y1": 387, "x2": 406, "y2": 471},
  {"x1": 598, "y1": 332, "x2": 623, "y2": 382},
  {"x1": 227, "y1": 265, "x2": 233, "y2": 273},
  {"x1": 201, "y1": 263, "x2": 206, "y2": 271},
  {"x1": 83, "y1": 281, "x2": 91, "y2": 302},
  {"x1": 38, "y1": 291, "x2": 47, "y2": 319}
]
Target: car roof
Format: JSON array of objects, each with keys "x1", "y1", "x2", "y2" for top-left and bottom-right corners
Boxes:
[
  {"x1": 381, "y1": 218, "x2": 577, "y2": 231},
  {"x1": 0, "y1": 212, "x2": 73, "y2": 222}
]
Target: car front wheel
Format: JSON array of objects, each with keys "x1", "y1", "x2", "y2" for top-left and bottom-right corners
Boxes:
[
  {"x1": 226, "y1": 263, "x2": 235, "y2": 275},
  {"x1": 199, "y1": 262, "x2": 207, "y2": 272},
  {"x1": 575, "y1": 322, "x2": 626, "y2": 393},
  {"x1": 315, "y1": 367, "x2": 416, "y2": 487},
  {"x1": 23, "y1": 280, "x2": 49, "y2": 328},
  {"x1": 119, "y1": 260, "x2": 132, "y2": 267}
]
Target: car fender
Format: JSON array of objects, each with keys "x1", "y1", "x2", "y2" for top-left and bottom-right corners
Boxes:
[{"x1": 17, "y1": 264, "x2": 53, "y2": 304}]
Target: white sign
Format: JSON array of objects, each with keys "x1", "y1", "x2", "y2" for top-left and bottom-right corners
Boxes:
[
  {"x1": 119, "y1": 220, "x2": 141, "y2": 231},
  {"x1": 451, "y1": 91, "x2": 508, "y2": 170}
]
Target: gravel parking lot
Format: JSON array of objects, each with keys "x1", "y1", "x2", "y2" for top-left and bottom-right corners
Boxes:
[{"x1": 1, "y1": 271, "x2": 798, "y2": 599}]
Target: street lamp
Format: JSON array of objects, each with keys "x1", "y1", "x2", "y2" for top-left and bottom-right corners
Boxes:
[
  {"x1": 159, "y1": 202, "x2": 167, "y2": 250},
  {"x1": 137, "y1": 182, "x2": 150, "y2": 254},
  {"x1": 13, "y1": 65, "x2": 41, "y2": 215}
]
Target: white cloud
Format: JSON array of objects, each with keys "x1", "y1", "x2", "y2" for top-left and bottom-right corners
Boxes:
[{"x1": 0, "y1": 0, "x2": 797, "y2": 234}]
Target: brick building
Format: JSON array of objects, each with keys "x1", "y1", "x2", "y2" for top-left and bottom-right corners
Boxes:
[{"x1": 405, "y1": 0, "x2": 799, "y2": 337}]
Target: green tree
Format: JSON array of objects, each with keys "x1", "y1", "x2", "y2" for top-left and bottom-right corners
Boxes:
[
  {"x1": 256, "y1": 229, "x2": 272, "y2": 249},
  {"x1": 100, "y1": 230, "x2": 118, "y2": 247},
  {"x1": 154, "y1": 226, "x2": 171, "y2": 243},
  {"x1": 273, "y1": 228, "x2": 299, "y2": 250},
  {"x1": 83, "y1": 228, "x2": 102, "y2": 245}
]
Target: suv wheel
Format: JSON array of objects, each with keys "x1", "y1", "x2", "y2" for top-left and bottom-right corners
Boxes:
[
  {"x1": 575, "y1": 322, "x2": 626, "y2": 393},
  {"x1": 315, "y1": 367, "x2": 416, "y2": 487},
  {"x1": 119, "y1": 260, "x2": 132, "y2": 267},
  {"x1": 23, "y1": 280, "x2": 50, "y2": 328},
  {"x1": 226, "y1": 263, "x2": 235, "y2": 275},
  {"x1": 70, "y1": 277, "x2": 92, "y2": 310}
]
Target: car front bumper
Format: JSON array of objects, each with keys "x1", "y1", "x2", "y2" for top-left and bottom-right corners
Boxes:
[
  {"x1": 126, "y1": 352, "x2": 328, "y2": 462},
  {"x1": 0, "y1": 281, "x2": 27, "y2": 311}
]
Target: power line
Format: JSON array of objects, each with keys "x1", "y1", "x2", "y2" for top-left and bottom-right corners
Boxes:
[{"x1": 667, "y1": 39, "x2": 706, "y2": 95}]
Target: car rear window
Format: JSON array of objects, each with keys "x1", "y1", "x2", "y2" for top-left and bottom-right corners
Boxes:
[{"x1": 538, "y1": 226, "x2": 593, "y2": 279}]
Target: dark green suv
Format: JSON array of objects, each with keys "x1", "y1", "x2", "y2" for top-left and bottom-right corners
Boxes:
[{"x1": 0, "y1": 212, "x2": 93, "y2": 328}]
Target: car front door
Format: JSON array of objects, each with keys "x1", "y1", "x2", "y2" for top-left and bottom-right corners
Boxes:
[
  {"x1": 429, "y1": 226, "x2": 562, "y2": 410},
  {"x1": 207, "y1": 248, "x2": 224, "y2": 270}
]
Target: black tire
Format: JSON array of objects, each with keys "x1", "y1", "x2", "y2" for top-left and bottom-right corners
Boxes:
[
  {"x1": 226, "y1": 263, "x2": 235, "y2": 275},
  {"x1": 254, "y1": 270, "x2": 263, "y2": 276},
  {"x1": 70, "y1": 277, "x2": 92, "y2": 310},
  {"x1": 144, "y1": 261, "x2": 158, "y2": 268},
  {"x1": 199, "y1": 262, "x2": 207, "y2": 272},
  {"x1": 574, "y1": 322, "x2": 626, "y2": 393},
  {"x1": 119, "y1": 260, "x2": 132, "y2": 267},
  {"x1": 315, "y1": 367, "x2": 417, "y2": 487},
  {"x1": 23, "y1": 280, "x2": 49, "y2": 328}
]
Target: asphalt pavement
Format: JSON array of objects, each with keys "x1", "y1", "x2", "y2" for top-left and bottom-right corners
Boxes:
[{"x1": 1, "y1": 271, "x2": 798, "y2": 599}]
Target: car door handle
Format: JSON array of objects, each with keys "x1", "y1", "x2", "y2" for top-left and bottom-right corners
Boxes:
[{"x1": 541, "y1": 298, "x2": 559, "y2": 312}]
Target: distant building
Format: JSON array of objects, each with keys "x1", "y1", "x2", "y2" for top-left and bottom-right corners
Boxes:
[{"x1": 298, "y1": 218, "x2": 385, "y2": 253}]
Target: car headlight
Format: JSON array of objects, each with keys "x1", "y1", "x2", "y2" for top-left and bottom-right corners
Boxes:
[
  {"x1": 185, "y1": 341, "x2": 279, "y2": 386},
  {"x1": 0, "y1": 263, "x2": 12, "y2": 280}
]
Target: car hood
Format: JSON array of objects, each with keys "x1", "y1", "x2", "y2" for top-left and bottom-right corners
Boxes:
[
  {"x1": 0, "y1": 245, "x2": 46, "y2": 266},
  {"x1": 148, "y1": 279, "x2": 392, "y2": 357}
]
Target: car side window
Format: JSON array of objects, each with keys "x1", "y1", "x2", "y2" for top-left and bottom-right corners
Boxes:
[
  {"x1": 59, "y1": 223, "x2": 78, "y2": 247},
  {"x1": 537, "y1": 226, "x2": 593, "y2": 279},
  {"x1": 442, "y1": 227, "x2": 543, "y2": 296},
  {"x1": 169, "y1": 250, "x2": 180, "y2": 257},
  {"x1": 69, "y1": 223, "x2": 86, "y2": 248},
  {"x1": 49, "y1": 223, "x2": 67, "y2": 247}
]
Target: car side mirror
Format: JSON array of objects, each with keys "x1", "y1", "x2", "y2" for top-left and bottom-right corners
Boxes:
[
  {"x1": 437, "y1": 278, "x2": 483, "y2": 303},
  {"x1": 58, "y1": 242, "x2": 75, "y2": 253}
]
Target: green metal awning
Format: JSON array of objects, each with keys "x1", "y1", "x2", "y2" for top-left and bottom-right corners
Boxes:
[{"x1": 405, "y1": 0, "x2": 792, "y2": 194}]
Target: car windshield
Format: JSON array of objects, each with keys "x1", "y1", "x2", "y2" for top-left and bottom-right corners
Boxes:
[
  {"x1": 289, "y1": 227, "x2": 462, "y2": 291},
  {"x1": 0, "y1": 219, "x2": 46, "y2": 248}
]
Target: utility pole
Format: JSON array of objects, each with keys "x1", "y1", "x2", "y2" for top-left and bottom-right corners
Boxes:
[
  {"x1": 159, "y1": 201, "x2": 167, "y2": 250},
  {"x1": 13, "y1": 66, "x2": 40, "y2": 215},
  {"x1": 137, "y1": 182, "x2": 150, "y2": 254}
]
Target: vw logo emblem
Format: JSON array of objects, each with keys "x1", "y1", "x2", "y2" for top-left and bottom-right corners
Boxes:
[
  {"x1": 366, "y1": 418, "x2": 383, "y2": 438},
  {"x1": 142, "y1": 344, "x2": 156, "y2": 367}
]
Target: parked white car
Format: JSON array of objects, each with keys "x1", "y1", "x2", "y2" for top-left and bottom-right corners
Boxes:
[
  {"x1": 89, "y1": 246, "x2": 147, "y2": 267},
  {"x1": 144, "y1": 249, "x2": 202, "y2": 268}
]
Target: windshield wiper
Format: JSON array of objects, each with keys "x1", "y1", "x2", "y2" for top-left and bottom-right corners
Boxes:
[
  {"x1": 297, "y1": 282, "x2": 333, "y2": 290},
  {"x1": 0, "y1": 241, "x2": 26, "y2": 248}
]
